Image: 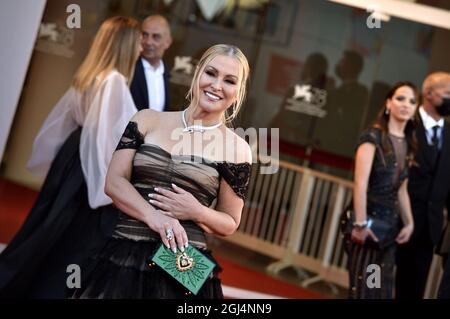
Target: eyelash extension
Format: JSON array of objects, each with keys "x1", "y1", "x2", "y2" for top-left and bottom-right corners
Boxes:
[{"x1": 205, "y1": 70, "x2": 236, "y2": 84}]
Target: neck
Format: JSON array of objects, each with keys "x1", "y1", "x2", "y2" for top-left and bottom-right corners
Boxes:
[
  {"x1": 387, "y1": 118, "x2": 406, "y2": 137},
  {"x1": 422, "y1": 102, "x2": 442, "y2": 122},
  {"x1": 341, "y1": 77, "x2": 357, "y2": 85},
  {"x1": 185, "y1": 105, "x2": 223, "y2": 127},
  {"x1": 142, "y1": 56, "x2": 161, "y2": 69}
]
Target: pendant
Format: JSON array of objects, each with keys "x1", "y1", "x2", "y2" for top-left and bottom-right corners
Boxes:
[
  {"x1": 176, "y1": 252, "x2": 195, "y2": 272},
  {"x1": 182, "y1": 109, "x2": 221, "y2": 133}
]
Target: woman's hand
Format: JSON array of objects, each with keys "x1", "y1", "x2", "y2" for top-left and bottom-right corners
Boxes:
[
  {"x1": 148, "y1": 184, "x2": 203, "y2": 221},
  {"x1": 145, "y1": 210, "x2": 188, "y2": 253},
  {"x1": 396, "y1": 224, "x2": 414, "y2": 244},
  {"x1": 351, "y1": 227, "x2": 379, "y2": 245}
]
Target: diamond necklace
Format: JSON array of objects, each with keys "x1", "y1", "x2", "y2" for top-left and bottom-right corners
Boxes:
[{"x1": 182, "y1": 109, "x2": 222, "y2": 133}]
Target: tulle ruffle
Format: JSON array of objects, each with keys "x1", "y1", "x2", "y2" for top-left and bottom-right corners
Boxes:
[{"x1": 71, "y1": 237, "x2": 223, "y2": 299}]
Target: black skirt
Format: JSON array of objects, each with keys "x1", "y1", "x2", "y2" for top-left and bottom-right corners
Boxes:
[
  {"x1": 0, "y1": 128, "x2": 118, "y2": 298},
  {"x1": 71, "y1": 237, "x2": 224, "y2": 299}
]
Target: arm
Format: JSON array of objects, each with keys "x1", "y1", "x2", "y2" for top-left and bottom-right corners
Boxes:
[
  {"x1": 352, "y1": 142, "x2": 378, "y2": 244},
  {"x1": 27, "y1": 88, "x2": 79, "y2": 176},
  {"x1": 150, "y1": 180, "x2": 246, "y2": 236},
  {"x1": 353, "y1": 143, "x2": 376, "y2": 225},
  {"x1": 200, "y1": 137, "x2": 253, "y2": 235},
  {"x1": 105, "y1": 112, "x2": 188, "y2": 252},
  {"x1": 105, "y1": 147, "x2": 152, "y2": 223},
  {"x1": 397, "y1": 179, "x2": 414, "y2": 226},
  {"x1": 197, "y1": 179, "x2": 246, "y2": 236},
  {"x1": 80, "y1": 72, "x2": 137, "y2": 208},
  {"x1": 396, "y1": 179, "x2": 414, "y2": 244}
]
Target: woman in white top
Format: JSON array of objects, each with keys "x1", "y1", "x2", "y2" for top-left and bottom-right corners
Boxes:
[{"x1": 0, "y1": 16, "x2": 141, "y2": 298}]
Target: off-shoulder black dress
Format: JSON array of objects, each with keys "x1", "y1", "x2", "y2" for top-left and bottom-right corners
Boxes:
[{"x1": 72, "y1": 122, "x2": 251, "y2": 299}]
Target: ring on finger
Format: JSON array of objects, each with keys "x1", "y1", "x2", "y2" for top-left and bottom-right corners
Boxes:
[{"x1": 166, "y1": 228, "x2": 174, "y2": 241}]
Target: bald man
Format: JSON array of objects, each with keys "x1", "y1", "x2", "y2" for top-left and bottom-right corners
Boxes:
[
  {"x1": 396, "y1": 72, "x2": 450, "y2": 299},
  {"x1": 131, "y1": 15, "x2": 172, "y2": 111}
]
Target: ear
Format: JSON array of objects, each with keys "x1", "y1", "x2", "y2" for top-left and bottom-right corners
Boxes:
[
  {"x1": 386, "y1": 98, "x2": 392, "y2": 110},
  {"x1": 164, "y1": 35, "x2": 173, "y2": 49}
]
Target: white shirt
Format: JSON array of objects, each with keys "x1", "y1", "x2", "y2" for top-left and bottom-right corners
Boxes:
[
  {"x1": 419, "y1": 106, "x2": 444, "y2": 148},
  {"x1": 27, "y1": 70, "x2": 137, "y2": 209},
  {"x1": 141, "y1": 58, "x2": 165, "y2": 112}
]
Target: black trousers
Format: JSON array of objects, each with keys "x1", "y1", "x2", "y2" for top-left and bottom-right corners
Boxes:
[{"x1": 396, "y1": 226, "x2": 434, "y2": 299}]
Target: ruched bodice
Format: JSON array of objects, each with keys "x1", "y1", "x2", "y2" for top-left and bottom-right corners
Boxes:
[
  {"x1": 359, "y1": 127, "x2": 408, "y2": 210},
  {"x1": 132, "y1": 144, "x2": 220, "y2": 207},
  {"x1": 71, "y1": 121, "x2": 252, "y2": 299},
  {"x1": 114, "y1": 144, "x2": 223, "y2": 247},
  {"x1": 112, "y1": 121, "x2": 252, "y2": 249}
]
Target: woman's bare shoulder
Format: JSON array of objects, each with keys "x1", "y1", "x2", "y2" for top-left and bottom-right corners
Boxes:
[
  {"x1": 131, "y1": 110, "x2": 180, "y2": 135},
  {"x1": 129, "y1": 109, "x2": 161, "y2": 134},
  {"x1": 224, "y1": 127, "x2": 253, "y2": 164}
]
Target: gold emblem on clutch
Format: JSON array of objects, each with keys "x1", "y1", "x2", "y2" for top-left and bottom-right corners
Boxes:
[{"x1": 176, "y1": 252, "x2": 194, "y2": 272}]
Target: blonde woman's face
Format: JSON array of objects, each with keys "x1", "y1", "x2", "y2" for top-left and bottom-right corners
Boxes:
[{"x1": 197, "y1": 55, "x2": 241, "y2": 114}]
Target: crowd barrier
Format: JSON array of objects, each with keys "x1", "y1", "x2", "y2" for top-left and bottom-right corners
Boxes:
[{"x1": 222, "y1": 157, "x2": 444, "y2": 298}]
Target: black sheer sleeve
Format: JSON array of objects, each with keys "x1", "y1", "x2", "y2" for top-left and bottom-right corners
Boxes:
[
  {"x1": 357, "y1": 127, "x2": 381, "y2": 148},
  {"x1": 217, "y1": 162, "x2": 252, "y2": 200},
  {"x1": 115, "y1": 121, "x2": 145, "y2": 151}
]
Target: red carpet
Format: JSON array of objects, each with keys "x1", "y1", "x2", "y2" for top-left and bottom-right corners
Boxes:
[
  {"x1": 0, "y1": 178, "x2": 38, "y2": 243},
  {"x1": 216, "y1": 256, "x2": 325, "y2": 298},
  {"x1": 0, "y1": 177, "x2": 323, "y2": 298}
]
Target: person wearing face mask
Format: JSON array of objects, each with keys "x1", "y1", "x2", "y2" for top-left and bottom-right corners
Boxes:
[
  {"x1": 396, "y1": 72, "x2": 450, "y2": 299},
  {"x1": 130, "y1": 15, "x2": 172, "y2": 112}
]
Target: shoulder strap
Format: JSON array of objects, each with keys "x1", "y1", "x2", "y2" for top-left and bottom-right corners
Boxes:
[{"x1": 217, "y1": 162, "x2": 252, "y2": 200}]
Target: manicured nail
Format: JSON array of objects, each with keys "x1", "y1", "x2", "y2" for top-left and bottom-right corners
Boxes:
[
  {"x1": 180, "y1": 246, "x2": 185, "y2": 252},
  {"x1": 148, "y1": 193, "x2": 154, "y2": 198},
  {"x1": 149, "y1": 199, "x2": 154, "y2": 204},
  {"x1": 172, "y1": 183, "x2": 177, "y2": 188},
  {"x1": 185, "y1": 242, "x2": 189, "y2": 248},
  {"x1": 172, "y1": 247, "x2": 177, "y2": 254},
  {"x1": 154, "y1": 187, "x2": 159, "y2": 192}
]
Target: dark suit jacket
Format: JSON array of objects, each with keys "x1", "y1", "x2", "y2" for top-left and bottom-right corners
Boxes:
[
  {"x1": 408, "y1": 116, "x2": 450, "y2": 245},
  {"x1": 130, "y1": 57, "x2": 170, "y2": 111}
]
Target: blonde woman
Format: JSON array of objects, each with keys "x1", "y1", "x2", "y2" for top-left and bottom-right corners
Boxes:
[
  {"x1": 0, "y1": 16, "x2": 141, "y2": 298},
  {"x1": 72, "y1": 44, "x2": 252, "y2": 299}
]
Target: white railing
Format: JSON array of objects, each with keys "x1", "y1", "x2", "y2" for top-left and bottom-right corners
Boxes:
[{"x1": 222, "y1": 157, "x2": 444, "y2": 298}]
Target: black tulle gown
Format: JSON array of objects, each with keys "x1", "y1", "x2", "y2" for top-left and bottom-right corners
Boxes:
[
  {"x1": 0, "y1": 128, "x2": 119, "y2": 298},
  {"x1": 71, "y1": 121, "x2": 252, "y2": 299}
]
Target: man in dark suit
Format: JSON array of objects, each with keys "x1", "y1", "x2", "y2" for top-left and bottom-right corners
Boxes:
[
  {"x1": 131, "y1": 15, "x2": 172, "y2": 111},
  {"x1": 396, "y1": 72, "x2": 450, "y2": 299}
]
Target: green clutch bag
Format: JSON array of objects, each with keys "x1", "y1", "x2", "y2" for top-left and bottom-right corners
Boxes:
[{"x1": 150, "y1": 244, "x2": 216, "y2": 295}]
